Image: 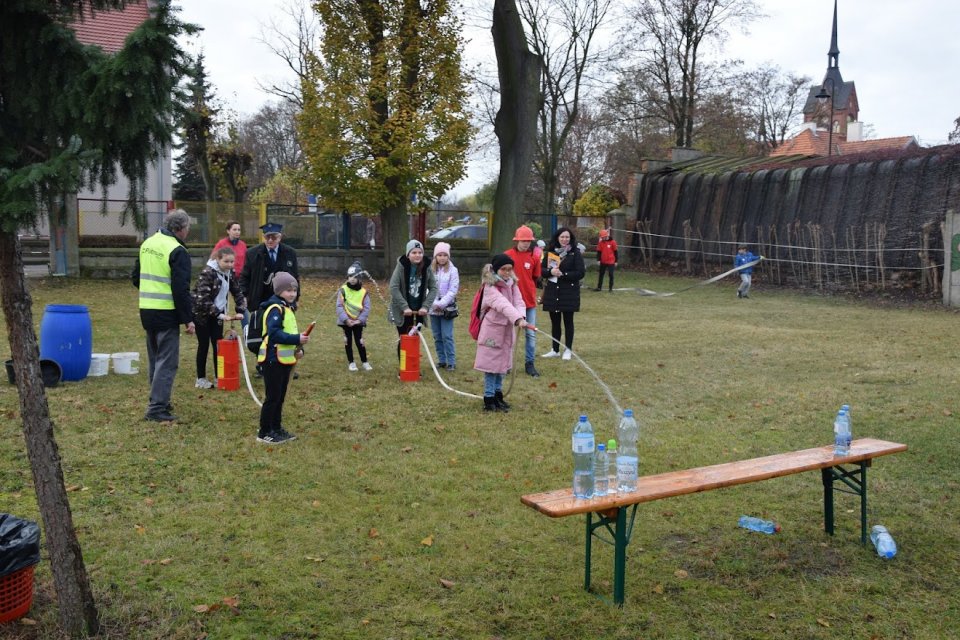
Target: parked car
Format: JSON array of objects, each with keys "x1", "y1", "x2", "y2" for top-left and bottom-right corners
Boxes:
[{"x1": 430, "y1": 224, "x2": 487, "y2": 240}]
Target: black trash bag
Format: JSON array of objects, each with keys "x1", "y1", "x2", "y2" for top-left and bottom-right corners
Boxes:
[{"x1": 0, "y1": 513, "x2": 41, "y2": 578}]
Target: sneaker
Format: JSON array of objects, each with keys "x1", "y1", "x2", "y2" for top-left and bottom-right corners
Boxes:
[
  {"x1": 445, "y1": 364, "x2": 455, "y2": 371},
  {"x1": 525, "y1": 361, "x2": 540, "y2": 377},
  {"x1": 438, "y1": 363, "x2": 448, "y2": 369},
  {"x1": 257, "y1": 430, "x2": 292, "y2": 444},
  {"x1": 195, "y1": 377, "x2": 213, "y2": 389},
  {"x1": 348, "y1": 362, "x2": 359, "y2": 371},
  {"x1": 276, "y1": 427, "x2": 298, "y2": 442},
  {"x1": 362, "y1": 362, "x2": 373, "y2": 371},
  {"x1": 561, "y1": 349, "x2": 572, "y2": 361},
  {"x1": 593, "y1": 287, "x2": 602, "y2": 292},
  {"x1": 541, "y1": 350, "x2": 560, "y2": 358},
  {"x1": 144, "y1": 411, "x2": 177, "y2": 422},
  {"x1": 737, "y1": 291, "x2": 742, "y2": 299}
]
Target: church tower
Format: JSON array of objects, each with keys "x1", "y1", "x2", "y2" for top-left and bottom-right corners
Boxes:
[{"x1": 802, "y1": 0, "x2": 859, "y2": 141}]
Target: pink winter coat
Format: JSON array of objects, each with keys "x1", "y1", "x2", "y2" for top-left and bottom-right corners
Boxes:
[{"x1": 473, "y1": 271, "x2": 526, "y2": 374}]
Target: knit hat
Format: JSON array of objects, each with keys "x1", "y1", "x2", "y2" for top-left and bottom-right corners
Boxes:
[
  {"x1": 490, "y1": 254, "x2": 514, "y2": 272},
  {"x1": 347, "y1": 261, "x2": 363, "y2": 278},
  {"x1": 272, "y1": 271, "x2": 298, "y2": 294},
  {"x1": 433, "y1": 242, "x2": 451, "y2": 258},
  {"x1": 406, "y1": 239, "x2": 423, "y2": 255},
  {"x1": 599, "y1": 228, "x2": 610, "y2": 239}
]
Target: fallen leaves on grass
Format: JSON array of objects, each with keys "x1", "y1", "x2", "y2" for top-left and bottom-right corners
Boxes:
[
  {"x1": 401, "y1": 446, "x2": 413, "y2": 453},
  {"x1": 421, "y1": 535, "x2": 434, "y2": 547},
  {"x1": 368, "y1": 527, "x2": 379, "y2": 538},
  {"x1": 439, "y1": 578, "x2": 455, "y2": 589},
  {"x1": 816, "y1": 618, "x2": 831, "y2": 628},
  {"x1": 673, "y1": 569, "x2": 688, "y2": 579},
  {"x1": 193, "y1": 596, "x2": 240, "y2": 615}
]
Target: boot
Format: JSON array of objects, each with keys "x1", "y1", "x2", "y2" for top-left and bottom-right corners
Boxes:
[
  {"x1": 494, "y1": 391, "x2": 511, "y2": 412},
  {"x1": 525, "y1": 361, "x2": 540, "y2": 378},
  {"x1": 483, "y1": 396, "x2": 497, "y2": 412}
]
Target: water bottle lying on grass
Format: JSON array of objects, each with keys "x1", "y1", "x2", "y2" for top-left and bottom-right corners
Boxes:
[{"x1": 738, "y1": 515, "x2": 780, "y2": 534}]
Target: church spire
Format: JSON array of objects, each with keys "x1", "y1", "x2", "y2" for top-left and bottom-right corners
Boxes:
[{"x1": 828, "y1": 0, "x2": 839, "y2": 70}]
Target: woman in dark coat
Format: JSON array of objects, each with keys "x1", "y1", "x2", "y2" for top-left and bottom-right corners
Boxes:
[{"x1": 541, "y1": 227, "x2": 585, "y2": 360}]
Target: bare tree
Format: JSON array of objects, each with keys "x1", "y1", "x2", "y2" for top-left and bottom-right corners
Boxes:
[
  {"x1": 623, "y1": 0, "x2": 760, "y2": 148},
  {"x1": 491, "y1": 0, "x2": 543, "y2": 251},
  {"x1": 740, "y1": 64, "x2": 811, "y2": 150},
  {"x1": 520, "y1": 0, "x2": 614, "y2": 217},
  {"x1": 257, "y1": 0, "x2": 322, "y2": 109},
  {"x1": 237, "y1": 101, "x2": 304, "y2": 193}
]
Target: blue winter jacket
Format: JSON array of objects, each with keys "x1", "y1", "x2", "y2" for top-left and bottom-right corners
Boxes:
[{"x1": 734, "y1": 251, "x2": 759, "y2": 275}]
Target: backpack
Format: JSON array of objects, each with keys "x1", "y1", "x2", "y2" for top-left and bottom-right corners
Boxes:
[
  {"x1": 468, "y1": 286, "x2": 485, "y2": 340},
  {"x1": 245, "y1": 304, "x2": 282, "y2": 354}
]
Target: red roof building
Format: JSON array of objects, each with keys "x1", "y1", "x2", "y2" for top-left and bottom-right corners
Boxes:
[{"x1": 71, "y1": 1, "x2": 150, "y2": 53}]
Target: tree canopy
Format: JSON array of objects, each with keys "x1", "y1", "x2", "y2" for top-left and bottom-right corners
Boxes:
[{"x1": 300, "y1": 0, "x2": 471, "y2": 263}]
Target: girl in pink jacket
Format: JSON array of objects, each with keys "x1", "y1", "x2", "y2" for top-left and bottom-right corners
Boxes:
[{"x1": 474, "y1": 254, "x2": 528, "y2": 412}]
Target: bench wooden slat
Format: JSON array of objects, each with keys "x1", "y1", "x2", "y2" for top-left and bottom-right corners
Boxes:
[{"x1": 521, "y1": 438, "x2": 906, "y2": 518}]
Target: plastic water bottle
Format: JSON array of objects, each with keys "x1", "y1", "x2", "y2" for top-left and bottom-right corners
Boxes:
[
  {"x1": 593, "y1": 444, "x2": 609, "y2": 497},
  {"x1": 834, "y1": 408, "x2": 851, "y2": 456},
  {"x1": 572, "y1": 415, "x2": 595, "y2": 499},
  {"x1": 870, "y1": 525, "x2": 897, "y2": 558},
  {"x1": 738, "y1": 515, "x2": 780, "y2": 534},
  {"x1": 606, "y1": 439, "x2": 618, "y2": 495},
  {"x1": 843, "y1": 404, "x2": 853, "y2": 444},
  {"x1": 616, "y1": 409, "x2": 639, "y2": 493}
]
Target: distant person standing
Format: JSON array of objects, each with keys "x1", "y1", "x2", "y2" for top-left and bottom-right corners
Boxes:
[
  {"x1": 735, "y1": 245, "x2": 760, "y2": 299},
  {"x1": 541, "y1": 227, "x2": 585, "y2": 361},
  {"x1": 213, "y1": 220, "x2": 248, "y2": 277},
  {"x1": 131, "y1": 209, "x2": 196, "y2": 422},
  {"x1": 240, "y1": 222, "x2": 300, "y2": 314},
  {"x1": 595, "y1": 228, "x2": 618, "y2": 291},
  {"x1": 504, "y1": 225, "x2": 542, "y2": 377}
]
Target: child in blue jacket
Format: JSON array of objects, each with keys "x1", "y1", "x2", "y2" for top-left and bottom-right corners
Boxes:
[{"x1": 734, "y1": 245, "x2": 760, "y2": 298}]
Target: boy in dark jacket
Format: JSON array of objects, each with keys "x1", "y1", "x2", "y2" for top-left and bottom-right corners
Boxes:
[{"x1": 256, "y1": 272, "x2": 310, "y2": 444}]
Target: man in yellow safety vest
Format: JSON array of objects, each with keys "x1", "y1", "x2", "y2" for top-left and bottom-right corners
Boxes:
[{"x1": 131, "y1": 209, "x2": 196, "y2": 421}]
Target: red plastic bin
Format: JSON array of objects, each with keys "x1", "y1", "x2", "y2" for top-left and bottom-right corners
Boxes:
[{"x1": 0, "y1": 564, "x2": 35, "y2": 623}]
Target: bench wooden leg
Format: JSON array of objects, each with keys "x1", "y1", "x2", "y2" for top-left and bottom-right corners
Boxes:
[{"x1": 822, "y1": 461, "x2": 869, "y2": 544}]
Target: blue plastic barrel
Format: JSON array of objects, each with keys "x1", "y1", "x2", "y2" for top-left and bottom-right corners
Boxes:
[{"x1": 39, "y1": 305, "x2": 92, "y2": 381}]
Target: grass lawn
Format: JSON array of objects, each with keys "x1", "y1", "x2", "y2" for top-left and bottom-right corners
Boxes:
[{"x1": 1, "y1": 271, "x2": 958, "y2": 639}]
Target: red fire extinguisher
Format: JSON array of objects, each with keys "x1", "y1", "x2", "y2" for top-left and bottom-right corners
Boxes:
[
  {"x1": 399, "y1": 324, "x2": 421, "y2": 382},
  {"x1": 217, "y1": 328, "x2": 240, "y2": 391}
]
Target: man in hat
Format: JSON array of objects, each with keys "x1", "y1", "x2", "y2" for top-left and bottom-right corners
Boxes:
[
  {"x1": 240, "y1": 222, "x2": 300, "y2": 315},
  {"x1": 131, "y1": 209, "x2": 196, "y2": 422}
]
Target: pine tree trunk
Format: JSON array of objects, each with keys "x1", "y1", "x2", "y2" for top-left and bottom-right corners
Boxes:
[
  {"x1": 0, "y1": 232, "x2": 100, "y2": 637},
  {"x1": 491, "y1": 0, "x2": 542, "y2": 252}
]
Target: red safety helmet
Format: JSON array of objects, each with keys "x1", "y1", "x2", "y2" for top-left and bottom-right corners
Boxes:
[{"x1": 513, "y1": 225, "x2": 535, "y2": 241}]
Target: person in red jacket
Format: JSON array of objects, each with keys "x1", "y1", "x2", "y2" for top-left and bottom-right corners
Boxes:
[
  {"x1": 504, "y1": 225, "x2": 543, "y2": 377},
  {"x1": 595, "y1": 228, "x2": 618, "y2": 291}
]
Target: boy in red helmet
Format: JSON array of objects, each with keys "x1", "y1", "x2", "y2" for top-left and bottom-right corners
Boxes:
[
  {"x1": 504, "y1": 225, "x2": 543, "y2": 377},
  {"x1": 595, "y1": 228, "x2": 618, "y2": 291}
]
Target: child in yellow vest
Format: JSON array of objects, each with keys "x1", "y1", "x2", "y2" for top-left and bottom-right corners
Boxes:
[
  {"x1": 257, "y1": 272, "x2": 310, "y2": 444},
  {"x1": 336, "y1": 261, "x2": 372, "y2": 371}
]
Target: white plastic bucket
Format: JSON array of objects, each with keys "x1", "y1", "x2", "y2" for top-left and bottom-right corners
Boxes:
[
  {"x1": 111, "y1": 352, "x2": 139, "y2": 375},
  {"x1": 89, "y1": 353, "x2": 110, "y2": 377}
]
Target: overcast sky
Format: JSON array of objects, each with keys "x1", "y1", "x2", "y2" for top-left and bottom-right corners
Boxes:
[{"x1": 177, "y1": 0, "x2": 960, "y2": 197}]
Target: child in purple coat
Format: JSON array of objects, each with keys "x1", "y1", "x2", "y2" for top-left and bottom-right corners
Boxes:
[{"x1": 474, "y1": 254, "x2": 528, "y2": 412}]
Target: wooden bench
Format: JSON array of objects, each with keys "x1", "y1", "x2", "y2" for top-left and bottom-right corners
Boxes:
[{"x1": 521, "y1": 437, "x2": 907, "y2": 606}]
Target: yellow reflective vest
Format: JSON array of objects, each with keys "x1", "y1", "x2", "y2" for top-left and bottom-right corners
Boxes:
[
  {"x1": 257, "y1": 303, "x2": 299, "y2": 365},
  {"x1": 138, "y1": 231, "x2": 180, "y2": 310},
  {"x1": 339, "y1": 284, "x2": 368, "y2": 321}
]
